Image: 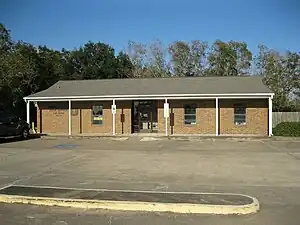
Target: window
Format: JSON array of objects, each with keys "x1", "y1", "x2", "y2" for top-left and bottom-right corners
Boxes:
[
  {"x1": 234, "y1": 104, "x2": 246, "y2": 125},
  {"x1": 0, "y1": 115, "x2": 10, "y2": 124},
  {"x1": 0, "y1": 114, "x2": 18, "y2": 124},
  {"x1": 184, "y1": 104, "x2": 196, "y2": 125},
  {"x1": 92, "y1": 105, "x2": 103, "y2": 125}
]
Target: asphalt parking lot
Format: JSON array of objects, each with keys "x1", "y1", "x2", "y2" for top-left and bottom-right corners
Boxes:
[{"x1": 0, "y1": 136, "x2": 299, "y2": 224}]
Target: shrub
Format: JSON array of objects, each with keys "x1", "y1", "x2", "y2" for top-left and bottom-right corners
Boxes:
[{"x1": 273, "y1": 122, "x2": 300, "y2": 137}]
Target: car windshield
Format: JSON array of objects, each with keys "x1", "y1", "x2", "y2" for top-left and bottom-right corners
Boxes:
[
  {"x1": 0, "y1": 115, "x2": 9, "y2": 123},
  {"x1": 0, "y1": 113, "x2": 18, "y2": 123}
]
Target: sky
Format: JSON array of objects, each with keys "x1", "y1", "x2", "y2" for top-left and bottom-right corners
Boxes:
[{"x1": 1, "y1": 0, "x2": 299, "y2": 55}]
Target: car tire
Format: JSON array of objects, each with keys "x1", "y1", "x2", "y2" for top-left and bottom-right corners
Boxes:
[{"x1": 21, "y1": 129, "x2": 29, "y2": 140}]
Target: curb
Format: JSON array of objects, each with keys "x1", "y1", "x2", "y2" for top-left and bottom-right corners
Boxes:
[{"x1": 0, "y1": 193, "x2": 260, "y2": 215}]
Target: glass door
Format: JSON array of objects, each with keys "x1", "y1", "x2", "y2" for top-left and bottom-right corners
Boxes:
[{"x1": 132, "y1": 101, "x2": 157, "y2": 133}]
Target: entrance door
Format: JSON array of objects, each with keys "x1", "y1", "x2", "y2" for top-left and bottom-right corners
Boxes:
[{"x1": 132, "y1": 100, "x2": 158, "y2": 133}]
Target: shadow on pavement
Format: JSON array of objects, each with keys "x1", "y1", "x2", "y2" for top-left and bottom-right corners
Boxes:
[{"x1": 0, "y1": 134, "x2": 41, "y2": 144}]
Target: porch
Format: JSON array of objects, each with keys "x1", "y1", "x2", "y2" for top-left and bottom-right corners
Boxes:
[{"x1": 24, "y1": 95, "x2": 274, "y2": 137}]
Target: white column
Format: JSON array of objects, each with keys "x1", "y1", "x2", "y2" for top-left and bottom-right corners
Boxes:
[
  {"x1": 112, "y1": 99, "x2": 116, "y2": 135},
  {"x1": 26, "y1": 101, "x2": 30, "y2": 124},
  {"x1": 165, "y1": 98, "x2": 168, "y2": 136},
  {"x1": 268, "y1": 97, "x2": 273, "y2": 136},
  {"x1": 215, "y1": 97, "x2": 219, "y2": 136},
  {"x1": 68, "y1": 100, "x2": 71, "y2": 136}
]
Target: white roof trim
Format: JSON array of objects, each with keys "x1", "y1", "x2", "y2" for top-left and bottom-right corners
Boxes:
[{"x1": 24, "y1": 93, "x2": 274, "y2": 101}]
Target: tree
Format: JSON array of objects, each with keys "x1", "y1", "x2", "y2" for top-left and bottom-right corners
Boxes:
[
  {"x1": 115, "y1": 51, "x2": 134, "y2": 78},
  {"x1": 116, "y1": 52, "x2": 134, "y2": 78},
  {"x1": 35, "y1": 45, "x2": 66, "y2": 90},
  {"x1": 66, "y1": 41, "x2": 117, "y2": 80},
  {"x1": 168, "y1": 40, "x2": 208, "y2": 76},
  {"x1": 0, "y1": 23, "x2": 13, "y2": 109},
  {"x1": 1, "y1": 22, "x2": 299, "y2": 116},
  {"x1": 147, "y1": 39, "x2": 170, "y2": 77},
  {"x1": 0, "y1": 41, "x2": 39, "y2": 116},
  {"x1": 125, "y1": 41, "x2": 147, "y2": 78},
  {"x1": 286, "y1": 52, "x2": 300, "y2": 100},
  {"x1": 0, "y1": 23, "x2": 13, "y2": 53},
  {"x1": 256, "y1": 45, "x2": 300, "y2": 111},
  {"x1": 208, "y1": 40, "x2": 252, "y2": 76},
  {"x1": 125, "y1": 40, "x2": 169, "y2": 78}
]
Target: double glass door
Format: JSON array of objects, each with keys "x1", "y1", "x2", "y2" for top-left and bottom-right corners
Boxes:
[{"x1": 132, "y1": 101, "x2": 158, "y2": 133}]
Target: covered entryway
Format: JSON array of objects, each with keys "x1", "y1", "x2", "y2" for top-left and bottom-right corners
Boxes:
[{"x1": 132, "y1": 100, "x2": 158, "y2": 133}]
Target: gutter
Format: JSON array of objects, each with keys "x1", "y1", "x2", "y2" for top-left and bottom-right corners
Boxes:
[{"x1": 24, "y1": 93, "x2": 275, "y2": 102}]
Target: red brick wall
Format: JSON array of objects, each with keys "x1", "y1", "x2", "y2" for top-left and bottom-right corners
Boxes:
[
  {"x1": 116, "y1": 101, "x2": 132, "y2": 134},
  {"x1": 37, "y1": 102, "x2": 68, "y2": 134},
  {"x1": 219, "y1": 99, "x2": 268, "y2": 135},
  {"x1": 37, "y1": 101, "x2": 132, "y2": 135},
  {"x1": 158, "y1": 100, "x2": 216, "y2": 134},
  {"x1": 37, "y1": 99, "x2": 268, "y2": 136}
]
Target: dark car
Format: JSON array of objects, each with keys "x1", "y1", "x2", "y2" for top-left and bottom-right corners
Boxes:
[{"x1": 0, "y1": 113, "x2": 30, "y2": 139}]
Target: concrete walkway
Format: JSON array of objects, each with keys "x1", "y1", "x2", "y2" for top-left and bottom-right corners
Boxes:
[{"x1": 39, "y1": 133, "x2": 300, "y2": 142}]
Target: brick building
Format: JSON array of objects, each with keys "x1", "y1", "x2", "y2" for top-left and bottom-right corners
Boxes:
[{"x1": 24, "y1": 76, "x2": 274, "y2": 136}]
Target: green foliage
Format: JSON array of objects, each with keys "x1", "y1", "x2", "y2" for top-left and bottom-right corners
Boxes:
[
  {"x1": 0, "y1": 23, "x2": 134, "y2": 117},
  {"x1": 66, "y1": 41, "x2": 118, "y2": 80},
  {"x1": 0, "y1": 22, "x2": 299, "y2": 119},
  {"x1": 168, "y1": 40, "x2": 208, "y2": 76},
  {"x1": 256, "y1": 45, "x2": 300, "y2": 111},
  {"x1": 208, "y1": 40, "x2": 252, "y2": 77},
  {"x1": 116, "y1": 52, "x2": 134, "y2": 78},
  {"x1": 0, "y1": 23, "x2": 12, "y2": 52},
  {"x1": 273, "y1": 122, "x2": 300, "y2": 136}
]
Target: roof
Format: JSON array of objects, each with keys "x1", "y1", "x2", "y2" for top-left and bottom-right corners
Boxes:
[{"x1": 25, "y1": 76, "x2": 274, "y2": 100}]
